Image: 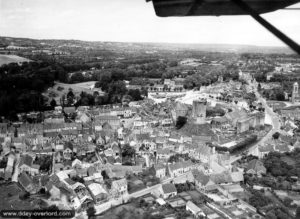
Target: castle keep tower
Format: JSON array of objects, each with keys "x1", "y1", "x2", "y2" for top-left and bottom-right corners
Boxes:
[
  {"x1": 292, "y1": 82, "x2": 299, "y2": 104},
  {"x1": 192, "y1": 99, "x2": 207, "y2": 124}
]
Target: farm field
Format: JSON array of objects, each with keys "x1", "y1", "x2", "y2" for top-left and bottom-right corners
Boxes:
[{"x1": 0, "y1": 54, "x2": 31, "y2": 66}]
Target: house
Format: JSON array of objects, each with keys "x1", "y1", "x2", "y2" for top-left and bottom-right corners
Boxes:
[
  {"x1": 186, "y1": 201, "x2": 206, "y2": 218},
  {"x1": 94, "y1": 116, "x2": 120, "y2": 130},
  {"x1": 93, "y1": 172, "x2": 103, "y2": 183},
  {"x1": 258, "y1": 144, "x2": 275, "y2": 158},
  {"x1": 64, "y1": 179, "x2": 93, "y2": 206},
  {"x1": 188, "y1": 144, "x2": 212, "y2": 163},
  {"x1": 63, "y1": 143, "x2": 73, "y2": 160},
  {"x1": 161, "y1": 118, "x2": 173, "y2": 126},
  {"x1": 192, "y1": 170, "x2": 216, "y2": 192},
  {"x1": 63, "y1": 107, "x2": 76, "y2": 116},
  {"x1": 151, "y1": 164, "x2": 166, "y2": 179},
  {"x1": 168, "y1": 160, "x2": 196, "y2": 177},
  {"x1": 87, "y1": 183, "x2": 108, "y2": 204},
  {"x1": 161, "y1": 183, "x2": 177, "y2": 199},
  {"x1": 76, "y1": 112, "x2": 91, "y2": 124},
  {"x1": 230, "y1": 171, "x2": 244, "y2": 183},
  {"x1": 245, "y1": 159, "x2": 266, "y2": 177},
  {"x1": 19, "y1": 154, "x2": 39, "y2": 176},
  {"x1": 45, "y1": 181, "x2": 61, "y2": 200},
  {"x1": 157, "y1": 148, "x2": 174, "y2": 160},
  {"x1": 111, "y1": 178, "x2": 128, "y2": 196},
  {"x1": 18, "y1": 172, "x2": 36, "y2": 194}
]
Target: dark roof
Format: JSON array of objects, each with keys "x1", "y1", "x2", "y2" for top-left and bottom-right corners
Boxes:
[
  {"x1": 64, "y1": 142, "x2": 73, "y2": 150},
  {"x1": 162, "y1": 183, "x2": 177, "y2": 194},
  {"x1": 64, "y1": 178, "x2": 76, "y2": 186},
  {"x1": 19, "y1": 154, "x2": 33, "y2": 167},
  {"x1": 41, "y1": 175, "x2": 50, "y2": 186},
  {"x1": 210, "y1": 172, "x2": 233, "y2": 184},
  {"x1": 87, "y1": 166, "x2": 97, "y2": 176},
  {"x1": 19, "y1": 172, "x2": 33, "y2": 188},
  {"x1": 246, "y1": 159, "x2": 266, "y2": 172},
  {"x1": 192, "y1": 169, "x2": 210, "y2": 186}
]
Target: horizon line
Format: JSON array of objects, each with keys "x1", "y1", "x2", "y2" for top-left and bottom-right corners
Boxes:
[{"x1": 0, "y1": 35, "x2": 291, "y2": 49}]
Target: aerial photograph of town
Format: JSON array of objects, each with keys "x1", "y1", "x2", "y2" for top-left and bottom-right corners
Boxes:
[{"x1": 1, "y1": 0, "x2": 300, "y2": 218}]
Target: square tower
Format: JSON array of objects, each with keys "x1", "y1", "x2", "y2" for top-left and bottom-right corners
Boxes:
[{"x1": 192, "y1": 99, "x2": 207, "y2": 124}]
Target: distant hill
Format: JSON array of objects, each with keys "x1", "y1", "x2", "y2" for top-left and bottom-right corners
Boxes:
[{"x1": 0, "y1": 36, "x2": 294, "y2": 55}]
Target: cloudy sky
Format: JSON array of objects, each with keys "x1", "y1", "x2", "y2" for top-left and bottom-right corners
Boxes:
[{"x1": 0, "y1": 0, "x2": 300, "y2": 47}]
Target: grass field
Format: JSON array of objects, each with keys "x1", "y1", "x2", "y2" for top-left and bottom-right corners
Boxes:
[
  {"x1": 96, "y1": 204, "x2": 144, "y2": 219},
  {"x1": 43, "y1": 81, "x2": 104, "y2": 105},
  {"x1": 0, "y1": 182, "x2": 37, "y2": 210},
  {"x1": 0, "y1": 54, "x2": 31, "y2": 66}
]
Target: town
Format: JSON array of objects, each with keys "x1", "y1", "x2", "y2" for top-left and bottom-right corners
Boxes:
[{"x1": 1, "y1": 36, "x2": 300, "y2": 219}]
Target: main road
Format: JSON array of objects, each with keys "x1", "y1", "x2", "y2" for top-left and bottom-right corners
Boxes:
[{"x1": 247, "y1": 83, "x2": 281, "y2": 155}]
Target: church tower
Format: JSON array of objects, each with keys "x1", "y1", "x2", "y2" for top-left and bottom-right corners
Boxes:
[{"x1": 292, "y1": 82, "x2": 299, "y2": 104}]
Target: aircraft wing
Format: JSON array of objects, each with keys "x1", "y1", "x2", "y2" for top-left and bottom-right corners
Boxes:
[{"x1": 147, "y1": 0, "x2": 300, "y2": 16}]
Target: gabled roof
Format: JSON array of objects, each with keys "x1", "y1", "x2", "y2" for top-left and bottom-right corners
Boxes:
[
  {"x1": 280, "y1": 135, "x2": 296, "y2": 145},
  {"x1": 87, "y1": 166, "x2": 96, "y2": 176},
  {"x1": 162, "y1": 183, "x2": 177, "y2": 194},
  {"x1": 64, "y1": 178, "x2": 76, "y2": 186},
  {"x1": 88, "y1": 183, "x2": 107, "y2": 197},
  {"x1": 186, "y1": 201, "x2": 203, "y2": 214},
  {"x1": 63, "y1": 107, "x2": 76, "y2": 114},
  {"x1": 19, "y1": 172, "x2": 33, "y2": 188},
  {"x1": 154, "y1": 163, "x2": 166, "y2": 171},
  {"x1": 19, "y1": 154, "x2": 33, "y2": 167},
  {"x1": 169, "y1": 160, "x2": 194, "y2": 172},
  {"x1": 192, "y1": 169, "x2": 210, "y2": 186},
  {"x1": 246, "y1": 159, "x2": 266, "y2": 173},
  {"x1": 259, "y1": 144, "x2": 275, "y2": 152},
  {"x1": 210, "y1": 171, "x2": 233, "y2": 184},
  {"x1": 231, "y1": 171, "x2": 244, "y2": 182}
]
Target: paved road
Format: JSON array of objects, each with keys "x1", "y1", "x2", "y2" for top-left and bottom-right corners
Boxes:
[{"x1": 247, "y1": 84, "x2": 281, "y2": 156}]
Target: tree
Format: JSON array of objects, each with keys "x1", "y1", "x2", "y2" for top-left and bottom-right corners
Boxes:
[
  {"x1": 296, "y1": 206, "x2": 300, "y2": 219},
  {"x1": 258, "y1": 83, "x2": 262, "y2": 92},
  {"x1": 122, "y1": 144, "x2": 136, "y2": 158},
  {"x1": 86, "y1": 206, "x2": 96, "y2": 219},
  {"x1": 67, "y1": 89, "x2": 75, "y2": 106},
  {"x1": 67, "y1": 88, "x2": 75, "y2": 99},
  {"x1": 50, "y1": 99, "x2": 57, "y2": 108},
  {"x1": 283, "y1": 197, "x2": 293, "y2": 207},
  {"x1": 275, "y1": 91, "x2": 285, "y2": 101},
  {"x1": 272, "y1": 132, "x2": 280, "y2": 140},
  {"x1": 128, "y1": 89, "x2": 142, "y2": 101},
  {"x1": 176, "y1": 116, "x2": 187, "y2": 129}
]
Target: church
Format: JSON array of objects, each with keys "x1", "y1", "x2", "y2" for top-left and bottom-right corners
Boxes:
[{"x1": 292, "y1": 82, "x2": 300, "y2": 104}]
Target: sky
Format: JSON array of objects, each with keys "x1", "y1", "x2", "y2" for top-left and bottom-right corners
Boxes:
[{"x1": 0, "y1": 0, "x2": 300, "y2": 47}]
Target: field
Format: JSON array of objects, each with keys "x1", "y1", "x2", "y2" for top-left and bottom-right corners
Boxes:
[
  {"x1": 0, "y1": 54, "x2": 31, "y2": 66},
  {"x1": 43, "y1": 81, "x2": 105, "y2": 105},
  {"x1": 0, "y1": 182, "x2": 37, "y2": 211},
  {"x1": 96, "y1": 203, "x2": 144, "y2": 219}
]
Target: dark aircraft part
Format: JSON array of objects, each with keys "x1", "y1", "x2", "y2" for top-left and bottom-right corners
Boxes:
[
  {"x1": 149, "y1": 0, "x2": 300, "y2": 16},
  {"x1": 231, "y1": 0, "x2": 300, "y2": 54},
  {"x1": 148, "y1": 0, "x2": 300, "y2": 54}
]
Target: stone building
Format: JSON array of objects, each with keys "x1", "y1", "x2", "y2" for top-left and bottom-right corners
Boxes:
[{"x1": 192, "y1": 99, "x2": 207, "y2": 124}]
